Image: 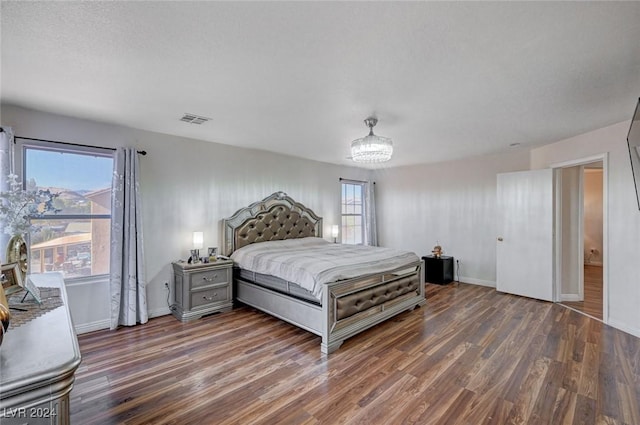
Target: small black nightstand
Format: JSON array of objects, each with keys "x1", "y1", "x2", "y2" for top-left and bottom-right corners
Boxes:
[{"x1": 422, "y1": 255, "x2": 454, "y2": 284}]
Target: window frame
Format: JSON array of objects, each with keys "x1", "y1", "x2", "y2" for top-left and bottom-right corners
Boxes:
[
  {"x1": 16, "y1": 139, "x2": 115, "y2": 282},
  {"x1": 340, "y1": 179, "x2": 367, "y2": 245}
]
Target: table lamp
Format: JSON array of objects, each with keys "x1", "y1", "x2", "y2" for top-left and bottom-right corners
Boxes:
[
  {"x1": 331, "y1": 225, "x2": 339, "y2": 243},
  {"x1": 191, "y1": 231, "x2": 204, "y2": 263}
]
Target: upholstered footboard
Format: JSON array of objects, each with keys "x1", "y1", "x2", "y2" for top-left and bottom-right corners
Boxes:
[
  {"x1": 320, "y1": 260, "x2": 425, "y2": 353},
  {"x1": 235, "y1": 260, "x2": 425, "y2": 354}
]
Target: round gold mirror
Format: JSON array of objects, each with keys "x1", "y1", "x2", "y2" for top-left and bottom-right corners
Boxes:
[{"x1": 6, "y1": 235, "x2": 28, "y2": 278}]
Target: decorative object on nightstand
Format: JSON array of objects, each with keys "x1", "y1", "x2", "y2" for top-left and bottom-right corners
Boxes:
[
  {"x1": 171, "y1": 259, "x2": 233, "y2": 321},
  {"x1": 432, "y1": 241, "x2": 443, "y2": 258},
  {"x1": 208, "y1": 247, "x2": 218, "y2": 262},
  {"x1": 422, "y1": 255, "x2": 454, "y2": 284}
]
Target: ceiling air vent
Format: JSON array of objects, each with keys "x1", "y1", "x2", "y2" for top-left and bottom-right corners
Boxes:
[{"x1": 180, "y1": 113, "x2": 211, "y2": 125}]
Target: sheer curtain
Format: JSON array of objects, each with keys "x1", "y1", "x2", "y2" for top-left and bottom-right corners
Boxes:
[
  {"x1": 110, "y1": 147, "x2": 147, "y2": 329},
  {"x1": 364, "y1": 180, "x2": 378, "y2": 246},
  {"x1": 0, "y1": 127, "x2": 14, "y2": 254}
]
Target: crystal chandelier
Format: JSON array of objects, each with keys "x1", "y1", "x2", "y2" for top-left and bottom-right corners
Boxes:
[{"x1": 350, "y1": 117, "x2": 393, "y2": 163}]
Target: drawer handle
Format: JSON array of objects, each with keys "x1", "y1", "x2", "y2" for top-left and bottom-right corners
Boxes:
[
  {"x1": 202, "y1": 274, "x2": 218, "y2": 282},
  {"x1": 203, "y1": 293, "x2": 218, "y2": 301}
]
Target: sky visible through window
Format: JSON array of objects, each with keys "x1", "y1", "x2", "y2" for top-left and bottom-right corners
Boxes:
[{"x1": 26, "y1": 149, "x2": 113, "y2": 191}]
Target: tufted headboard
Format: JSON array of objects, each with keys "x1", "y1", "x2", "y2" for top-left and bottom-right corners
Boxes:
[{"x1": 221, "y1": 192, "x2": 323, "y2": 256}]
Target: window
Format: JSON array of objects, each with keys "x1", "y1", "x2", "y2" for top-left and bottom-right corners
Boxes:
[
  {"x1": 22, "y1": 144, "x2": 114, "y2": 279},
  {"x1": 341, "y1": 180, "x2": 366, "y2": 244}
]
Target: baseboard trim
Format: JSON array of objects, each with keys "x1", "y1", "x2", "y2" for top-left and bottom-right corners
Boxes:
[
  {"x1": 74, "y1": 307, "x2": 172, "y2": 334},
  {"x1": 560, "y1": 294, "x2": 582, "y2": 302},
  {"x1": 148, "y1": 306, "x2": 171, "y2": 319},
  {"x1": 75, "y1": 319, "x2": 110, "y2": 335},
  {"x1": 458, "y1": 276, "x2": 496, "y2": 288},
  {"x1": 608, "y1": 318, "x2": 640, "y2": 339}
]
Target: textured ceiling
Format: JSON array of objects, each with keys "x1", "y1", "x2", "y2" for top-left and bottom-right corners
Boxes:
[{"x1": 2, "y1": 1, "x2": 640, "y2": 168}]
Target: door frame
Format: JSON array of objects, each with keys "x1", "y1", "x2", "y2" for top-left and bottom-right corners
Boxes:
[{"x1": 550, "y1": 153, "x2": 608, "y2": 323}]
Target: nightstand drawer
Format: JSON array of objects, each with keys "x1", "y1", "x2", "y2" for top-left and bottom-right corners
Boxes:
[
  {"x1": 191, "y1": 286, "x2": 230, "y2": 308},
  {"x1": 190, "y1": 268, "x2": 229, "y2": 289}
]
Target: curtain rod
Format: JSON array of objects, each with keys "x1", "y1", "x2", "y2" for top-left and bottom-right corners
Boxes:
[
  {"x1": 339, "y1": 177, "x2": 375, "y2": 184},
  {"x1": 14, "y1": 136, "x2": 147, "y2": 155}
]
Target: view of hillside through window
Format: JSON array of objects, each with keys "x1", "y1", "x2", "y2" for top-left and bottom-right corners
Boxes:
[{"x1": 25, "y1": 147, "x2": 114, "y2": 279}]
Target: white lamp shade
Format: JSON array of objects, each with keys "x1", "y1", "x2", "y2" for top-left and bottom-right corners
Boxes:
[
  {"x1": 192, "y1": 231, "x2": 204, "y2": 249},
  {"x1": 331, "y1": 225, "x2": 339, "y2": 238}
]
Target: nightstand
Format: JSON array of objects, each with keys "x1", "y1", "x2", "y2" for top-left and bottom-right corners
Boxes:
[
  {"x1": 422, "y1": 255, "x2": 454, "y2": 284},
  {"x1": 171, "y1": 259, "x2": 234, "y2": 321}
]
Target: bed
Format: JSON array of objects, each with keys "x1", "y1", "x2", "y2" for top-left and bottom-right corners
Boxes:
[{"x1": 221, "y1": 192, "x2": 426, "y2": 354}]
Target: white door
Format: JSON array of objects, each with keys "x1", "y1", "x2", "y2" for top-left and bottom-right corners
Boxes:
[{"x1": 496, "y1": 169, "x2": 554, "y2": 301}]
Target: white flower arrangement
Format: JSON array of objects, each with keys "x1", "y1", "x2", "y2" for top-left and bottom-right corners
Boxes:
[{"x1": 0, "y1": 174, "x2": 60, "y2": 236}]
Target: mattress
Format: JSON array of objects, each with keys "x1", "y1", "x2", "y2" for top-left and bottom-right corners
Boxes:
[
  {"x1": 230, "y1": 237, "x2": 420, "y2": 298},
  {"x1": 236, "y1": 268, "x2": 320, "y2": 304}
]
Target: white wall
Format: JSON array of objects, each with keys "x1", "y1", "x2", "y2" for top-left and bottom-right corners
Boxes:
[
  {"x1": 373, "y1": 149, "x2": 530, "y2": 286},
  {"x1": 531, "y1": 121, "x2": 640, "y2": 337},
  {"x1": 1, "y1": 104, "x2": 371, "y2": 332}
]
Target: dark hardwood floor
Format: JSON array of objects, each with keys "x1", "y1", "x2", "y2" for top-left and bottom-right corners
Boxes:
[
  {"x1": 71, "y1": 282, "x2": 640, "y2": 424},
  {"x1": 561, "y1": 265, "x2": 604, "y2": 320}
]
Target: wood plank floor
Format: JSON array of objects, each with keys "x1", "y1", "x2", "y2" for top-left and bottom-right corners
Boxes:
[
  {"x1": 71, "y1": 283, "x2": 640, "y2": 424},
  {"x1": 561, "y1": 265, "x2": 603, "y2": 320}
]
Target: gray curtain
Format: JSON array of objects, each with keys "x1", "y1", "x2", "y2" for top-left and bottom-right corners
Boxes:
[
  {"x1": 110, "y1": 147, "x2": 147, "y2": 329},
  {"x1": 364, "y1": 180, "x2": 378, "y2": 246},
  {"x1": 0, "y1": 127, "x2": 14, "y2": 257}
]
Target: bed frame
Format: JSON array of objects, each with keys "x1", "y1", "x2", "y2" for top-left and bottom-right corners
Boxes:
[{"x1": 222, "y1": 192, "x2": 426, "y2": 354}]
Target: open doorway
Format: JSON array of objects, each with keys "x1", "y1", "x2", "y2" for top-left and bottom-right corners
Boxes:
[
  {"x1": 558, "y1": 161, "x2": 605, "y2": 321},
  {"x1": 495, "y1": 159, "x2": 607, "y2": 313}
]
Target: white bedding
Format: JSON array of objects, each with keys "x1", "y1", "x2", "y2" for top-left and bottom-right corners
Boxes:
[{"x1": 230, "y1": 237, "x2": 419, "y2": 298}]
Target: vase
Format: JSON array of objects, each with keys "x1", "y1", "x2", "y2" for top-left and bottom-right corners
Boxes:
[
  {"x1": 0, "y1": 304, "x2": 10, "y2": 347},
  {"x1": 6, "y1": 234, "x2": 28, "y2": 279},
  {"x1": 0, "y1": 288, "x2": 10, "y2": 347}
]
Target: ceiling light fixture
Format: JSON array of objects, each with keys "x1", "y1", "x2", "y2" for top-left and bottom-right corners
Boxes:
[{"x1": 351, "y1": 117, "x2": 393, "y2": 163}]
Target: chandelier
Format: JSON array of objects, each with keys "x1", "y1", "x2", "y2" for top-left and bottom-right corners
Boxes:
[{"x1": 350, "y1": 117, "x2": 393, "y2": 163}]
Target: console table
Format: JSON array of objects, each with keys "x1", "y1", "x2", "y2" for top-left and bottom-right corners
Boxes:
[{"x1": 0, "y1": 272, "x2": 81, "y2": 425}]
